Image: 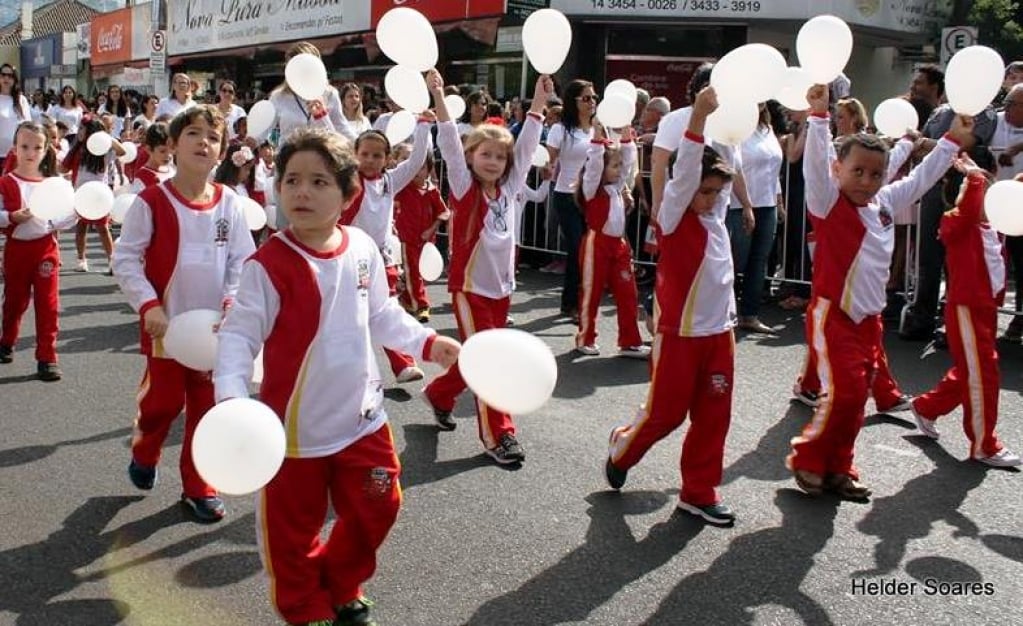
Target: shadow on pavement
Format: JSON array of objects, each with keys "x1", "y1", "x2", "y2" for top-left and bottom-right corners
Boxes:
[
  {"x1": 722, "y1": 403, "x2": 808, "y2": 485},
  {"x1": 58, "y1": 321, "x2": 140, "y2": 355},
  {"x1": 463, "y1": 489, "x2": 701, "y2": 626},
  {"x1": 174, "y1": 551, "x2": 263, "y2": 588},
  {"x1": 0, "y1": 426, "x2": 132, "y2": 469},
  {"x1": 642, "y1": 489, "x2": 838, "y2": 626},
  {"x1": 398, "y1": 423, "x2": 491, "y2": 490},
  {"x1": 980, "y1": 533, "x2": 1023, "y2": 564},
  {"x1": 550, "y1": 350, "x2": 651, "y2": 400}
]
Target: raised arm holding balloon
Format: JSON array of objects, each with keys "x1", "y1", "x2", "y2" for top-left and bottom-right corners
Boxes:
[{"x1": 266, "y1": 42, "x2": 345, "y2": 144}]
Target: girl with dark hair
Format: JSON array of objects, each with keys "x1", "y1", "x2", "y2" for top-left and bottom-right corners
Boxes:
[
  {"x1": 546, "y1": 78, "x2": 597, "y2": 321},
  {"x1": 457, "y1": 91, "x2": 491, "y2": 137},
  {"x1": 215, "y1": 80, "x2": 246, "y2": 140},
  {"x1": 133, "y1": 94, "x2": 159, "y2": 130},
  {"x1": 0, "y1": 64, "x2": 31, "y2": 166},
  {"x1": 99, "y1": 84, "x2": 131, "y2": 138},
  {"x1": 47, "y1": 85, "x2": 84, "y2": 141},
  {"x1": 214, "y1": 143, "x2": 263, "y2": 206}
]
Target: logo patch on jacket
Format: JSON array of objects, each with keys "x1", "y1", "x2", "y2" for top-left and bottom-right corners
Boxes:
[
  {"x1": 357, "y1": 259, "x2": 370, "y2": 292},
  {"x1": 709, "y1": 373, "x2": 730, "y2": 395},
  {"x1": 878, "y1": 207, "x2": 893, "y2": 228},
  {"x1": 364, "y1": 467, "x2": 394, "y2": 498},
  {"x1": 38, "y1": 260, "x2": 55, "y2": 278},
  {"x1": 214, "y1": 218, "x2": 230, "y2": 246}
]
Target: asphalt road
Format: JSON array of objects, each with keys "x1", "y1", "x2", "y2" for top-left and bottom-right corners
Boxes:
[{"x1": 1, "y1": 241, "x2": 1021, "y2": 626}]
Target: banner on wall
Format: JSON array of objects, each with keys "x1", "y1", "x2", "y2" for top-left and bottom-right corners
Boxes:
[
  {"x1": 91, "y1": 8, "x2": 133, "y2": 66},
  {"x1": 20, "y1": 33, "x2": 60, "y2": 79},
  {"x1": 604, "y1": 57, "x2": 709, "y2": 111},
  {"x1": 369, "y1": 0, "x2": 506, "y2": 26}
]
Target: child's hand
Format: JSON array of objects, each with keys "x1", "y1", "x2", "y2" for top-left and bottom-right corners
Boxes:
[
  {"x1": 429, "y1": 335, "x2": 461, "y2": 368},
  {"x1": 949, "y1": 114, "x2": 976, "y2": 146},
  {"x1": 540, "y1": 165, "x2": 554, "y2": 180},
  {"x1": 620, "y1": 127, "x2": 636, "y2": 142},
  {"x1": 806, "y1": 84, "x2": 829, "y2": 115},
  {"x1": 592, "y1": 122, "x2": 606, "y2": 141},
  {"x1": 953, "y1": 154, "x2": 993, "y2": 181},
  {"x1": 308, "y1": 99, "x2": 326, "y2": 119},
  {"x1": 143, "y1": 306, "x2": 170, "y2": 338},
  {"x1": 425, "y1": 69, "x2": 444, "y2": 94},
  {"x1": 419, "y1": 109, "x2": 437, "y2": 123},
  {"x1": 532, "y1": 75, "x2": 554, "y2": 111},
  {"x1": 11, "y1": 208, "x2": 32, "y2": 224},
  {"x1": 692, "y1": 86, "x2": 719, "y2": 120}
]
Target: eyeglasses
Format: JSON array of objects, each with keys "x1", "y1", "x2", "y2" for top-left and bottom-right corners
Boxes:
[
  {"x1": 577, "y1": 95, "x2": 599, "y2": 103},
  {"x1": 488, "y1": 198, "x2": 508, "y2": 233}
]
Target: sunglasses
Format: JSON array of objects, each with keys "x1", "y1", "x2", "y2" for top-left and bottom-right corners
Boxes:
[
  {"x1": 577, "y1": 95, "x2": 599, "y2": 103},
  {"x1": 0, "y1": 73, "x2": 15, "y2": 78}
]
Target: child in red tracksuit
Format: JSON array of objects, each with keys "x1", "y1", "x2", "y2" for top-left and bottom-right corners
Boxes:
[
  {"x1": 0, "y1": 121, "x2": 77, "y2": 381},
  {"x1": 787, "y1": 85, "x2": 970, "y2": 499},
  {"x1": 394, "y1": 151, "x2": 449, "y2": 322},
  {"x1": 423, "y1": 70, "x2": 553, "y2": 464},
  {"x1": 215, "y1": 127, "x2": 460, "y2": 626},
  {"x1": 130, "y1": 122, "x2": 174, "y2": 192},
  {"x1": 112, "y1": 105, "x2": 256, "y2": 523},
  {"x1": 910, "y1": 154, "x2": 1021, "y2": 467},
  {"x1": 574, "y1": 123, "x2": 647, "y2": 359},
  {"x1": 604, "y1": 87, "x2": 738, "y2": 526}
]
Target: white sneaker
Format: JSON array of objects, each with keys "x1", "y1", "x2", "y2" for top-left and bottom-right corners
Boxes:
[
  {"x1": 75, "y1": 259, "x2": 89, "y2": 272},
  {"x1": 576, "y1": 344, "x2": 600, "y2": 356},
  {"x1": 618, "y1": 345, "x2": 651, "y2": 359},
  {"x1": 911, "y1": 407, "x2": 940, "y2": 440},
  {"x1": 396, "y1": 365, "x2": 424, "y2": 383},
  {"x1": 975, "y1": 449, "x2": 1023, "y2": 467}
]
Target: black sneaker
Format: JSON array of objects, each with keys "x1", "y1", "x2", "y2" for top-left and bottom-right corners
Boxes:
[
  {"x1": 878, "y1": 395, "x2": 912, "y2": 413},
  {"x1": 128, "y1": 459, "x2": 158, "y2": 490},
  {"x1": 422, "y1": 390, "x2": 455, "y2": 431},
  {"x1": 0, "y1": 344, "x2": 12, "y2": 363},
  {"x1": 37, "y1": 361, "x2": 62, "y2": 382},
  {"x1": 677, "y1": 500, "x2": 736, "y2": 526},
  {"x1": 181, "y1": 494, "x2": 226, "y2": 523},
  {"x1": 335, "y1": 597, "x2": 376, "y2": 626},
  {"x1": 792, "y1": 388, "x2": 819, "y2": 408},
  {"x1": 605, "y1": 458, "x2": 627, "y2": 490},
  {"x1": 486, "y1": 433, "x2": 525, "y2": 465}
]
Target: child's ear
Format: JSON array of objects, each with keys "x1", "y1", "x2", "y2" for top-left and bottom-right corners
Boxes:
[{"x1": 830, "y1": 158, "x2": 841, "y2": 179}]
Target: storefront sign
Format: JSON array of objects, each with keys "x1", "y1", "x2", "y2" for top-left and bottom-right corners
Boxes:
[
  {"x1": 507, "y1": 0, "x2": 550, "y2": 20},
  {"x1": 605, "y1": 57, "x2": 708, "y2": 110},
  {"x1": 92, "y1": 8, "x2": 133, "y2": 66},
  {"x1": 551, "y1": 0, "x2": 948, "y2": 34},
  {"x1": 370, "y1": 0, "x2": 506, "y2": 26},
  {"x1": 168, "y1": 0, "x2": 372, "y2": 56},
  {"x1": 76, "y1": 23, "x2": 91, "y2": 59},
  {"x1": 20, "y1": 34, "x2": 60, "y2": 79}
]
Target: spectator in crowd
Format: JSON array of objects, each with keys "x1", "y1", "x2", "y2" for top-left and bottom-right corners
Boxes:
[
  {"x1": 633, "y1": 87, "x2": 651, "y2": 126},
  {"x1": 134, "y1": 94, "x2": 159, "y2": 130},
  {"x1": 775, "y1": 107, "x2": 812, "y2": 310},
  {"x1": 156, "y1": 73, "x2": 197, "y2": 119},
  {"x1": 215, "y1": 80, "x2": 246, "y2": 140},
  {"x1": 29, "y1": 89, "x2": 46, "y2": 122},
  {"x1": 339, "y1": 82, "x2": 372, "y2": 135},
  {"x1": 0, "y1": 64, "x2": 31, "y2": 168},
  {"x1": 98, "y1": 84, "x2": 131, "y2": 139},
  {"x1": 508, "y1": 98, "x2": 528, "y2": 138},
  {"x1": 457, "y1": 91, "x2": 491, "y2": 137},
  {"x1": 990, "y1": 83, "x2": 1023, "y2": 341},
  {"x1": 268, "y1": 42, "x2": 345, "y2": 144},
  {"x1": 48, "y1": 85, "x2": 82, "y2": 141},
  {"x1": 834, "y1": 98, "x2": 868, "y2": 137},
  {"x1": 371, "y1": 96, "x2": 400, "y2": 132},
  {"x1": 909, "y1": 64, "x2": 945, "y2": 111}
]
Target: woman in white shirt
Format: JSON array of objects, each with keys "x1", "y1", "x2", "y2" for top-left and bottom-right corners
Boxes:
[
  {"x1": 47, "y1": 85, "x2": 84, "y2": 140},
  {"x1": 133, "y1": 94, "x2": 159, "y2": 130},
  {"x1": 155, "y1": 73, "x2": 197, "y2": 119},
  {"x1": 98, "y1": 84, "x2": 131, "y2": 139},
  {"x1": 266, "y1": 41, "x2": 345, "y2": 145},
  {"x1": 456, "y1": 90, "x2": 490, "y2": 137},
  {"x1": 727, "y1": 103, "x2": 783, "y2": 333},
  {"x1": 545, "y1": 78, "x2": 596, "y2": 320},
  {"x1": 0, "y1": 64, "x2": 31, "y2": 162},
  {"x1": 339, "y1": 82, "x2": 372, "y2": 135},
  {"x1": 216, "y1": 80, "x2": 247, "y2": 140}
]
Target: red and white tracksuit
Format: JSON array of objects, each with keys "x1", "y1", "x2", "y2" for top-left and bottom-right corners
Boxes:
[
  {"x1": 609, "y1": 130, "x2": 736, "y2": 506},
  {"x1": 0, "y1": 174, "x2": 77, "y2": 362},
  {"x1": 339, "y1": 122, "x2": 430, "y2": 377},
  {"x1": 424, "y1": 113, "x2": 543, "y2": 450},
  {"x1": 576, "y1": 139, "x2": 642, "y2": 349},
  {"x1": 215, "y1": 228, "x2": 437, "y2": 624},
  {"x1": 912, "y1": 174, "x2": 1008, "y2": 458},
  {"x1": 112, "y1": 182, "x2": 255, "y2": 498},
  {"x1": 130, "y1": 164, "x2": 173, "y2": 192},
  {"x1": 788, "y1": 113, "x2": 959, "y2": 479},
  {"x1": 394, "y1": 181, "x2": 447, "y2": 313}
]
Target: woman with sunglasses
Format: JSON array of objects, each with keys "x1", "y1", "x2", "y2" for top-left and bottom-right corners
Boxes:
[
  {"x1": 98, "y1": 84, "x2": 131, "y2": 139},
  {"x1": 216, "y1": 80, "x2": 246, "y2": 140},
  {"x1": 155, "y1": 73, "x2": 197, "y2": 119},
  {"x1": 0, "y1": 65, "x2": 31, "y2": 168},
  {"x1": 545, "y1": 79, "x2": 597, "y2": 322}
]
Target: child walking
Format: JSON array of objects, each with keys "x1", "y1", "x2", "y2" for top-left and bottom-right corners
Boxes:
[
  {"x1": 910, "y1": 153, "x2": 1021, "y2": 466},
  {"x1": 423, "y1": 70, "x2": 552, "y2": 463},
  {"x1": 215, "y1": 127, "x2": 459, "y2": 626},
  {"x1": 113, "y1": 105, "x2": 256, "y2": 522},
  {"x1": 0, "y1": 121, "x2": 78, "y2": 381},
  {"x1": 130, "y1": 122, "x2": 174, "y2": 192},
  {"x1": 574, "y1": 123, "x2": 648, "y2": 358},
  {"x1": 339, "y1": 125, "x2": 431, "y2": 383},
  {"x1": 787, "y1": 84, "x2": 970, "y2": 498},
  {"x1": 394, "y1": 151, "x2": 449, "y2": 322},
  {"x1": 604, "y1": 87, "x2": 739, "y2": 526}
]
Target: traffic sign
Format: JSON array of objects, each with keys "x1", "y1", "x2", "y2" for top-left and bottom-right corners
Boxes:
[
  {"x1": 150, "y1": 29, "x2": 166, "y2": 72},
  {"x1": 941, "y1": 26, "x2": 978, "y2": 67}
]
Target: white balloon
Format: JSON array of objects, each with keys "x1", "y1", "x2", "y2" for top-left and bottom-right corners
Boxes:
[
  {"x1": 605, "y1": 79, "x2": 638, "y2": 105},
  {"x1": 596, "y1": 93, "x2": 634, "y2": 129},
  {"x1": 247, "y1": 100, "x2": 276, "y2": 139},
  {"x1": 775, "y1": 67, "x2": 815, "y2": 111},
  {"x1": 419, "y1": 241, "x2": 444, "y2": 282},
  {"x1": 192, "y1": 398, "x2": 286, "y2": 495},
  {"x1": 531, "y1": 144, "x2": 550, "y2": 168},
  {"x1": 522, "y1": 9, "x2": 572, "y2": 74},
  {"x1": 27, "y1": 177, "x2": 75, "y2": 221},
  {"x1": 117, "y1": 142, "x2": 138, "y2": 164},
  {"x1": 385, "y1": 110, "x2": 417, "y2": 145},
  {"x1": 74, "y1": 181, "x2": 115, "y2": 220},
  {"x1": 444, "y1": 94, "x2": 466, "y2": 121},
  {"x1": 163, "y1": 309, "x2": 221, "y2": 372},
  {"x1": 252, "y1": 347, "x2": 265, "y2": 385},
  {"x1": 459, "y1": 329, "x2": 558, "y2": 415},
  {"x1": 985, "y1": 180, "x2": 1023, "y2": 236},
  {"x1": 86, "y1": 131, "x2": 113, "y2": 156},
  {"x1": 705, "y1": 98, "x2": 759, "y2": 146},
  {"x1": 111, "y1": 193, "x2": 136, "y2": 224},
  {"x1": 242, "y1": 197, "x2": 267, "y2": 231},
  {"x1": 384, "y1": 65, "x2": 430, "y2": 114},
  {"x1": 285, "y1": 53, "x2": 329, "y2": 101},
  {"x1": 796, "y1": 15, "x2": 853, "y2": 84},
  {"x1": 873, "y1": 98, "x2": 919, "y2": 138},
  {"x1": 376, "y1": 7, "x2": 438, "y2": 72},
  {"x1": 712, "y1": 43, "x2": 787, "y2": 104},
  {"x1": 946, "y1": 45, "x2": 1005, "y2": 116}
]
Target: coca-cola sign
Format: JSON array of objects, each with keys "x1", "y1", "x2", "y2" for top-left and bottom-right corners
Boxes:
[
  {"x1": 91, "y1": 8, "x2": 134, "y2": 65},
  {"x1": 97, "y1": 24, "x2": 125, "y2": 53}
]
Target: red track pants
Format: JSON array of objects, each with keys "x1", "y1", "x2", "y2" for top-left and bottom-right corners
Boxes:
[
  {"x1": 913, "y1": 304, "x2": 1005, "y2": 458},
  {"x1": 132, "y1": 356, "x2": 216, "y2": 498},
  {"x1": 609, "y1": 331, "x2": 734, "y2": 506},
  {"x1": 399, "y1": 241, "x2": 429, "y2": 313},
  {"x1": 576, "y1": 231, "x2": 642, "y2": 349},
  {"x1": 383, "y1": 265, "x2": 416, "y2": 376},
  {"x1": 1, "y1": 235, "x2": 61, "y2": 362},
  {"x1": 257, "y1": 425, "x2": 401, "y2": 624},
  {"x1": 424, "y1": 291, "x2": 514, "y2": 450}
]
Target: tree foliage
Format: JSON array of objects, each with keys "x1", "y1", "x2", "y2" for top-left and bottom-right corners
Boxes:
[{"x1": 961, "y1": 0, "x2": 1023, "y2": 61}]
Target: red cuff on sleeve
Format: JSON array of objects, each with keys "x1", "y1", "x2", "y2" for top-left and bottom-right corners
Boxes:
[
  {"x1": 139, "y1": 299, "x2": 161, "y2": 317},
  {"x1": 590, "y1": 139, "x2": 612, "y2": 146},
  {"x1": 683, "y1": 130, "x2": 704, "y2": 143},
  {"x1": 810, "y1": 111, "x2": 829, "y2": 119},
  {"x1": 417, "y1": 117, "x2": 432, "y2": 124},
  {"x1": 422, "y1": 333, "x2": 437, "y2": 362},
  {"x1": 526, "y1": 112, "x2": 543, "y2": 121},
  {"x1": 312, "y1": 109, "x2": 328, "y2": 120},
  {"x1": 221, "y1": 297, "x2": 234, "y2": 312},
  {"x1": 941, "y1": 132, "x2": 962, "y2": 147}
]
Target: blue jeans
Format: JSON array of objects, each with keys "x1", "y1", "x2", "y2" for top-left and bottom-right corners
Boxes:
[{"x1": 726, "y1": 206, "x2": 778, "y2": 318}]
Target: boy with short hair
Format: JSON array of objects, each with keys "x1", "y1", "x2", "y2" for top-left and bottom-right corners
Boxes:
[
  {"x1": 113, "y1": 105, "x2": 256, "y2": 522},
  {"x1": 131, "y1": 122, "x2": 174, "y2": 192}
]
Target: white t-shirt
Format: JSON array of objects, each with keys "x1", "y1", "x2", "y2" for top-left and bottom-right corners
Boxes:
[
  {"x1": 155, "y1": 97, "x2": 196, "y2": 120},
  {"x1": 0, "y1": 94, "x2": 31, "y2": 154},
  {"x1": 546, "y1": 122, "x2": 594, "y2": 193},
  {"x1": 267, "y1": 87, "x2": 344, "y2": 144},
  {"x1": 653, "y1": 107, "x2": 694, "y2": 153},
  {"x1": 219, "y1": 103, "x2": 247, "y2": 139},
  {"x1": 47, "y1": 104, "x2": 83, "y2": 136},
  {"x1": 343, "y1": 114, "x2": 372, "y2": 136},
  {"x1": 729, "y1": 125, "x2": 782, "y2": 209},
  {"x1": 992, "y1": 111, "x2": 1023, "y2": 181}
]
